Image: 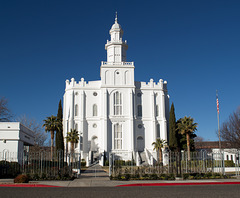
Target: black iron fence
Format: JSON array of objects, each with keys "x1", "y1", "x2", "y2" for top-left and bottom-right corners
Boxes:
[
  {"x1": 109, "y1": 150, "x2": 240, "y2": 179},
  {"x1": 0, "y1": 151, "x2": 81, "y2": 179}
]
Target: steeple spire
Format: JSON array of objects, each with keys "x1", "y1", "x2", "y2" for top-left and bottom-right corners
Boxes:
[
  {"x1": 115, "y1": 11, "x2": 118, "y2": 23},
  {"x1": 105, "y1": 14, "x2": 128, "y2": 63}
]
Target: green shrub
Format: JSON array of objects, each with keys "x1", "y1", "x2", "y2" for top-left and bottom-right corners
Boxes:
[
  {"x1": 41, "y1": 173, "x2": 47, "y2": 180},
  {"x1": 33, "y1": 173, "x2": 40, "y2": 180},
  {"x1": 117, "y1": 173, "x2": 122, "y2": 180},
  {"x1": 114, "y1": 160, "x2": 125, "y2": 167},
  {"x1": 168, "y1": 173, "x2": 175, "y2": 180},
  {"x1": 81, "y1": 160, "x2": 86, "y2": 167},
  {"x1": 224, "y1": 160, "x2": 235, "y2": 167},
  {"x1": 189, "y1": 176, "x2": 195, "y2": 180},
  {"x1": 105, "y1": 160, "x2": 109, "y2": 166},
  {"x1": 149, "y1": 174, "x2": 158, "y2": 180},
  {"x1": 183, "y1": 173, "x2": 190, "y2": 180},
  {"x1": 14, "y1": 174, "x2": 29, "y2": 183},
  {"x1": 0, "y1": 161, "x2": 21, "y2": 178},
  {"x1": 125, "y1": 160, "x2": 136, "y2": 166},
  {"x1": 124, "y1": 173, "x2": 131, "y2": 180}
]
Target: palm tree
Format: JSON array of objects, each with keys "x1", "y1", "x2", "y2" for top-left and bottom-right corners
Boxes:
[
  {"x1": 152, "y1": 138, "x2": 167, "y2": 165},
  {"x1": 42, "y1": 115, "x2": 59, "y2": 161},
  {"x1": 66, "y1": 129, "x2": 79, "y2": 162},
  {"x1": 177, "y1": 116, "x2": 197, "y2": 161}
]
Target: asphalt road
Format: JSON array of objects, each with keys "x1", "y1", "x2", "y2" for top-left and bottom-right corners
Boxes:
[{"x1": 0, "y1": 185, "x2": 240, "y2": 198}]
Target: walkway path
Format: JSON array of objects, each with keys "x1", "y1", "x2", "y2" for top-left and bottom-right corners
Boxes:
[{"x1": 68, "y1": 163, "x2": 111, "y2": 187}]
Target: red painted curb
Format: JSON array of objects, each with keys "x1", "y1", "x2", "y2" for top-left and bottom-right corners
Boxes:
[
  {"x1": 0, "y1": 184, "x2": 60, "y2": 187},
  {"x1": 117, "y1": 182, "x2": 240, "y2": 187}
]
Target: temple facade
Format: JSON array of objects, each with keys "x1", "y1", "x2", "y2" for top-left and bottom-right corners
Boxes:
[{"x1": 63, "y1": 16, "x2": 169, "y2": 165}]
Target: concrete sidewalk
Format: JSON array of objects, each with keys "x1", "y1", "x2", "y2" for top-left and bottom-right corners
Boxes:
[{"x1": 1, "y1": 164, "x2": 240, "y2": 187}]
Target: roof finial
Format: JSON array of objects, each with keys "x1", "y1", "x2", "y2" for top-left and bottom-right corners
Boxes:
[{"x1": 115, "y1": 11, "x2": 118, "y2": 23}]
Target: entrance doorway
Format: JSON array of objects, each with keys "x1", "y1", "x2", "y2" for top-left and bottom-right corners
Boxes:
[{"x1": 137, "y1": 136, "x2": 144, "y2": 152}]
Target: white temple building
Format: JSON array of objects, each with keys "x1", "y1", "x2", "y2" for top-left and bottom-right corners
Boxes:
[{"x1": 63, "y1": 16, "x2": 170, "y2": 166}]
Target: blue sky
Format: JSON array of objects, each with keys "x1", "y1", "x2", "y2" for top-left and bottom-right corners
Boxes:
[{"x1": 0, "y1": 0, "x2": 239, "y2": 141}]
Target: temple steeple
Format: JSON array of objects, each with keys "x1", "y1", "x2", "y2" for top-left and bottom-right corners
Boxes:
[{"x1": 105, "y1": 15, "x2": 128, "y2": 63}]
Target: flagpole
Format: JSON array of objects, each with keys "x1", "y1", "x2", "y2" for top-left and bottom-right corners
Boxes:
[
  {"x1": 216, "y1": 90, "x2": 221, "y2": 150},
  {"x1": 217, "y1": 110, "x2": 221, "y2": 150},
  {"x1": 216, "y1": 90, "x2": 224, "y2": 175}
]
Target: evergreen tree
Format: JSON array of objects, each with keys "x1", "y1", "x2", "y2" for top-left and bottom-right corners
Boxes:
[
  {"x1": 169, "y1": 103, "x2": 178, "y2": 151},
  {"x1": 56, "y1": 100, "x2": 64, "y2": 153}
]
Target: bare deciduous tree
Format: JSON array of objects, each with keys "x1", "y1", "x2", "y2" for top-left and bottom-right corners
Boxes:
[
  {"x1": 17, "y1": 115, "x2": 47, "y2": 146},
  {"x1": 220, "y1": 107, "x2": 240, "y2": 148},
  {"x1": 0, "y1": 97, "x2": 12, "y2": 121}
]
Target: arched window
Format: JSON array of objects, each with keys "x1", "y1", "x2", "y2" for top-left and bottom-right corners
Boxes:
[
  {"x1": 156, "y1": 124, "x2": 160, "y2": 139},
  {"x1": 156, "y1": 105, "x2": 159, "y2": 117},
  {"x1": 75, "y1": 104, "x2": 78, "y2": 116},
  {"x1": 114, "y1": 123, "x2": 122, "y2": 150},
  {"x1": 138, "y1": 105, "x2": 142, "y2": 117},
  {"x1": 114, "y1": 92, "x2": 122, "y2": 115},
  {"x1": 93, "y1": 104, "x2": 97, "y2": 116}
]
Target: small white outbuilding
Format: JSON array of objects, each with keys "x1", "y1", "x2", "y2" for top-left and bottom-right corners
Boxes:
[{"x1": 0, "y1": 122, "x2": 34, "y2": 163}]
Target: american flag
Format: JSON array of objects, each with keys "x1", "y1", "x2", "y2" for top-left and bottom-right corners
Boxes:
[{"x1": 216, "y1": 91, "x2": 219, "y2": 114}]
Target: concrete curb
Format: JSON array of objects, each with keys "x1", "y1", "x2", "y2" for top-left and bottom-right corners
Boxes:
[{"x1": 117, "y1": 181, "x2": 240, "y2": 187}]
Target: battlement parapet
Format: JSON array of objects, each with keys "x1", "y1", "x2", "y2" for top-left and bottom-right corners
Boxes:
[
  {"x1": 65, "y1": 78, "x2": 101, "y2": 89},
  {"x1": 136, "y1": 79, "x2": 168, "y2": 90}
]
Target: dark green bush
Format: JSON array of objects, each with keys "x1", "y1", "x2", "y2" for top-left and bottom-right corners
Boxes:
[
  {"x1": 41, "y1": 173, "x2": 47, "y2": 180},
  {"x1": 224, "y1": 160, "x2": 235, "y2": 167},
  {"x1": 114, "y1": 160, "x2": 125, "y2": 167},
  {"x1": 0, "y1": 161, "x2": 21, "y2": 178},
  {"x1": 117, "y1": 173, "x2": 122, "y2": 180},
  {"x1": 105, "y1": 160, "x2": 109, "y2": 166},
  {"x1": 33, "y1": 173, "x2": 40, "y2": 180},
  {"x1": 183, "y1": 173, "x2": 190, "y2": 180},
  {"x1": 125, "y1": 160, "x2": 136, "y2": 166},
  {"x1": 168, "y1": 173, "x2": 175, "y2": 180},
  {"x1": 124, "y1": 173, "x2": 131, "y2": 180},
  {"x1": 149, "y1": 174, "x2": 158, "y2": 180},
  {"x1": 81, "y1": 161, "x2": 86, "y2": 167},
  {"x1": 14, "y1": 174, "x2": 29, "y2": 183}
]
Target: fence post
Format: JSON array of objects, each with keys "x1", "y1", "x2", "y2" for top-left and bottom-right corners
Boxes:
[
  {"x1": 109, "y1": 152, "x2": 112, "y2": 177},
  {"x1": 79, "y1": 153, "x2": 81, "y2": 176},
  {"x1": 222, "y1": 150, "x2": 225, "y2": 175}
]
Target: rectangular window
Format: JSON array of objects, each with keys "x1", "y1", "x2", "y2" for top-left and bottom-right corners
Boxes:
[
  {"x1": 114, "y1": 92, "x2": 122, "y2": 115},
  {"x1": 114, "y1": 124, "x2": 122, "y2": 150},
  {"x1": 156, "y1": 124, "x2": 160, "y2": 139},
  {"x1": 156, "y1": 105, "x2": 159, "y2": 117},
  {"x1": 75, "y1": 104, "x2": 78, "y2": 116},
  {"x1": 138, "y1": 105, "x2": 142, "y2": 117},
  {"x1": 93, "y1": 104, "x2": 97, "y2": 116},
  {"x1": 80, "y1": 136, "x2": 83, "y2": 150}
]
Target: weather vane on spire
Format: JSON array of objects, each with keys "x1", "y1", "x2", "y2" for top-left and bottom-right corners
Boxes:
[{"x1": 115, "y1": 11, "x2": 118, "y2": 22}]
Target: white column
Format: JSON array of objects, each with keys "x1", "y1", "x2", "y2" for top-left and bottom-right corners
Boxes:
[
  {"x1": 69, "y1": 90, "x2": 74, "y2": 130},
  {"x1": 80, "y1": 91, "x2": 87, "y2": 154},
  {"x1": 101, "y1": 89, "x2": 108, "y2": 152},
  {"x1": 151, "y1": 91, "x2": 156, "y2": 141},
  {"x1": 129, "y1": 89, "x2": 134, "y2": 151},
  {"x1": 161, "y1": 92, "x2": 167, "y2": 141}
]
